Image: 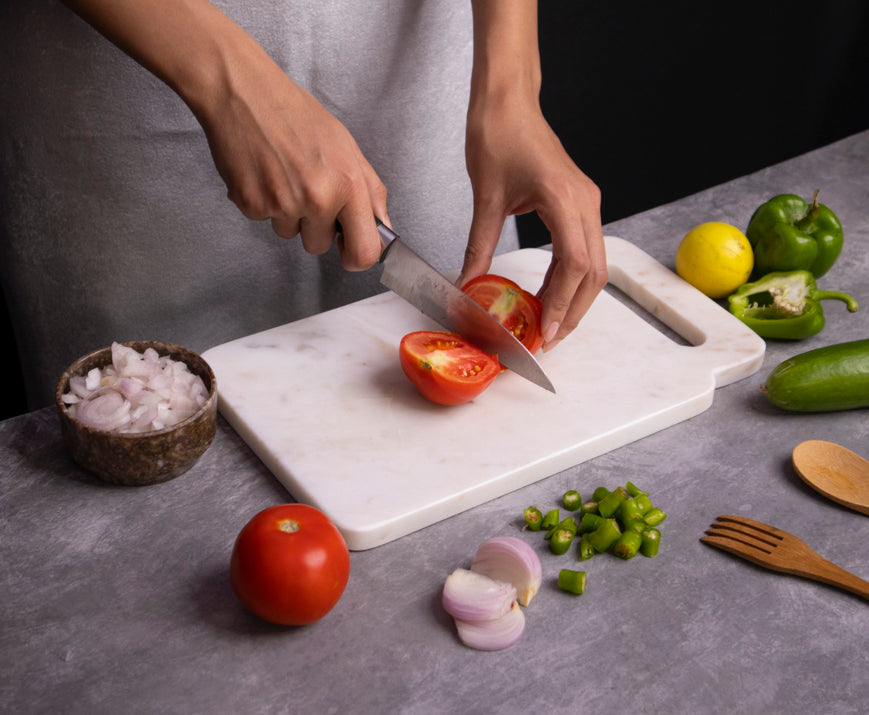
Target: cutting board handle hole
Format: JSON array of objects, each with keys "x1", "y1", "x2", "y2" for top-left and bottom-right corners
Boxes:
[{"x1": 603, "y1": 284, "x2": 694, "y2": 347}]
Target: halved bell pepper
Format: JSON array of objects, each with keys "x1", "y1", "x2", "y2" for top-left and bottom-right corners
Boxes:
[
  {"x1": 746, "y1": 190, "x2": 843, "y2": 278},
  {"x1": 728, "y1": 270, "x2": 858, "y2": 340}
]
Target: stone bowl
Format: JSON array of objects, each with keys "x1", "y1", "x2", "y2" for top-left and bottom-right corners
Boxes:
[{"x1": 55, "y1": 340, "x2": 218, "y2": 486}]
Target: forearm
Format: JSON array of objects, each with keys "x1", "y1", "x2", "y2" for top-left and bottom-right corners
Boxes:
[
  {"x1": 60, "y1": 0, "x2": 264, "y2": 120},
  {"x1": 469, "y1": 0, "x2": 541, "y2": 106}
]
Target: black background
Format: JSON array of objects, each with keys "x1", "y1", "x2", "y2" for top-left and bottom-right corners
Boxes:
[
  {"x1": 3, "y1": 1, "x2": 868, "y2": 419},
  {"x1": 518, "y1": 1, "x2": 869, "y2": 245}
]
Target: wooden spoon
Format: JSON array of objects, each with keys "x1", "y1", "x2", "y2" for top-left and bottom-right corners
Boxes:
[{"x1": 792, "y1": 440, "x2": 869, "y2": 516}]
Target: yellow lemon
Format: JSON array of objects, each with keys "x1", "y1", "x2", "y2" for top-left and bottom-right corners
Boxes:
[{"x1": 675, "y1": 222, "x2": 754, "y2": 299}]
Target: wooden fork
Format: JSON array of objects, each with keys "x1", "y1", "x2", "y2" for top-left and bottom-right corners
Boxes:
[{"x1": 701, "y1": 515, "x2": 869, "y2": 601}]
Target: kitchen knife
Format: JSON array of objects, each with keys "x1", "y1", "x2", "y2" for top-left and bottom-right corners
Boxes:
[{"x1": 376, "y1": 220, "x2": 555, "y2": 393}]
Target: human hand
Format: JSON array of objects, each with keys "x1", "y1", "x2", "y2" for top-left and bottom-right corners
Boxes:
[
  {"x1": 60, "y1": 0, "x2": 388, "y2": 270},
  {"x1": 460, "y1": 96, "x2": 607, "y2": 352},
  {"x1": 193, "y1": 35, "x2": 387, "y2": 270}
]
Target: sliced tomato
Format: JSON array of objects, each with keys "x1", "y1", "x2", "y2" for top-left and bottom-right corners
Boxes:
[
  {"x1": 461, "y1": 274, "x2": 544, "y2": 354},
  {"x1": 399, "y1": 331, "x2": 501, "y2": 406}
]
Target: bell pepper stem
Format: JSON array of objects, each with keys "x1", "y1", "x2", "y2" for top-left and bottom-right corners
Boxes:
[{"x1": 813, "y1": 290, "x2": 859, "y2": 313}]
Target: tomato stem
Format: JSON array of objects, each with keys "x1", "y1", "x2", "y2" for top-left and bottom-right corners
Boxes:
[{"x1": 278, "y1": 518, "x2": 301, "y2": 533}]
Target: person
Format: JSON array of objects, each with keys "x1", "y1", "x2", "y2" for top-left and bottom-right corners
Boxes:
[{"x1": 0, "y1": 0, "x2": 605, "y2": 411}]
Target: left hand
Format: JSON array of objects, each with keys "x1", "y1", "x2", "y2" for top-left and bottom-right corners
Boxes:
[{"x1": 460, "y1": 95, "x2": 607, "y2": 352}]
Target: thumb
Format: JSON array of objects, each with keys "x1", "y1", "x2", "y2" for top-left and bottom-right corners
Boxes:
[{"x1": 457, "y1": 202, "x2": 505, "y2": 288}]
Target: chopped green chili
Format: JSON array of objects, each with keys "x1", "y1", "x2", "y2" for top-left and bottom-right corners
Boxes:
[
  {"x1": 549, "y1": 527, "x2": 575, "y2": 555},
  {"x1": 523, "y1": 506, "x2": 543, "y2": 531},
  {"x1": 643, "y1": 508, "x2": 667, "y2": 526},
  {"x1": 592, "y1": 486, "x2": 610, "y2": 502},
  {"x1": 578, "y1": 512, "x2": 605, "y2": 534},
  {"x1": 613, "y1": 530, "x2": 642, "y2": 559},
  {"x1": 577, "y1": 533, "x2": 595, "y2": 561},
  {"x1": 541, "y1": 508, "x2": 559, "y2": 530},
  {"x1": 598, "y1": 486, "x2": 628, "y2": 518},
  {"x1": 580, "y1": 500, "x2": 599, "y2": 515},
  {"x1": 625, "y1": 481, "x2": 646, "y2": 497},
  {"x1": 562, "y1": 490, "x2": 582, "y2": 511},
  {"x1": 546, "y1": 516, "x2": 577, "y2": 540},
  {"x1": 641, "y1": 528, "x2": 661, "y2": 557},
  {"x1": 587, "y1": 518, "x2": 622, "y2": 552},
  {"x1": 558, "y1": 568, "x2": 587, "y2": 595}
]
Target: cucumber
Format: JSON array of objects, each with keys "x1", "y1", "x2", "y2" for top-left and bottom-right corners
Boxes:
[{"x1": 763, "y1": 339, "x2": 869, "y2": 412}]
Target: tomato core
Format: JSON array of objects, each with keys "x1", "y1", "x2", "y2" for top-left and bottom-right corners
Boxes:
[{"x1": 279, "y1": 519, "x2": 300, "y2": 533}]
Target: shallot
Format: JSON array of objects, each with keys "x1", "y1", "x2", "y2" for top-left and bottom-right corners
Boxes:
[
  {"x1": 442, "y1": 536, "x2": 542, "y2": 651},
  {"x1": 62, "y1": 342, "x2": 209, "y2": 434},
  {"x1": 471, "y1": 536, "x2": 542, "y2": 607},
  {"x1": 442, "y1": 568, "x2": 516, "y2": 622},
  {"x1": 454, "y1": 602, "x2": 526, "y2": 652}
]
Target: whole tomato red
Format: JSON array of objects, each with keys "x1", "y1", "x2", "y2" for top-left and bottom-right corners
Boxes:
[
  {"x1": 230, "y1": 504, "x2": 350, "y2": 626},
  {"x1": 462, "y1": 274, "x2": 544, "y2": 354},
  {"x1": 399, "y1": 330, "x2": 501, "y2": 405}
]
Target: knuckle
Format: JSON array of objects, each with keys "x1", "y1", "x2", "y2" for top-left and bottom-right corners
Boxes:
[
  {"x1": 587, "y1": 263, "x2": 609, "y2": 292},
  {"x1": 369, "y1": 178, "x2": 388, "y2": 206}
]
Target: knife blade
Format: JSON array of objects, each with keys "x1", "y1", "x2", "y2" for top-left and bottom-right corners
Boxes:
[{"x1": 375, "y1": 221, "x2": 555, "y2": 393}]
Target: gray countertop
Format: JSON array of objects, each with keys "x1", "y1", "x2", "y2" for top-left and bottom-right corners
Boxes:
[{"x1": 2, "y1": 131, "x2": 868, "y2": 715}]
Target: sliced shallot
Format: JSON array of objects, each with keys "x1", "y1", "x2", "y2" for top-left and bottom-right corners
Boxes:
[
  {"x1": 454, "y1": 602, "x2": 526, "y2": 651},
  {"x1": 74, "y1": 390, "x2": 132, "y2": 432},
  {"x1": 63, "y1": 342, "x2": 208, "y2": 434},
  {"x1": 470, "y1": 536, "x2": 542, "y2": 607},
  {"x1": 442, "y1": 568, "x2": 517, "y2": 622}
]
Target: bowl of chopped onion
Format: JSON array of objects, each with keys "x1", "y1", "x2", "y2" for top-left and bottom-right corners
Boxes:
[{"x1": 55, "y1": 341, "x2": 218, "y2": 486}]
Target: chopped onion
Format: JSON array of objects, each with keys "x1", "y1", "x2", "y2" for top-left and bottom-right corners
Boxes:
[
  {"x1": 74, "y1": 390, "x2": 132, "y2": 432},
  {"x1": 63, "y1": 342, "x2": 209, "y2": 434},
  {"x1": 454, "y1": 602, "x2": 526, "y2": 651},
  {"x1": 442, "y1": 568, "x2": 516, "y2": 622},
  {"x1": 471, "y1": 536, "x2": 542, "y2": 607}
]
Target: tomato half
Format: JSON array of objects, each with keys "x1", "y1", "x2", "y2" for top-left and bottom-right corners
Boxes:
[
  {"x1": 399, "y1": 331, "x2": 501, "y2": 406},
  {"x1": 230, "y1": 504, "x2": 350, "y2": 626},
  {"x1": 461, "y1": 274, "x2": 544, "y2": 354}
]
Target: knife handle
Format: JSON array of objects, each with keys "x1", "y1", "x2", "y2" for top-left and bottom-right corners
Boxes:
[
  {"x1": 335, "y1": 217, "x2": 397, "y2": 262},
  {"x1": 375, "y1": 218, "x2": 399, "y2": 262}
]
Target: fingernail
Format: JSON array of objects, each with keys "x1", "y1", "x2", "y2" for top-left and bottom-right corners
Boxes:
[{"x1": 543, "y1": 321, "x2": 560, "y2": 344}]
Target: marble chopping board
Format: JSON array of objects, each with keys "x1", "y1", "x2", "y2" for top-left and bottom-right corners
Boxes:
[{"x1": 202, "y1": 236, "x2": 765, "y2": 550}]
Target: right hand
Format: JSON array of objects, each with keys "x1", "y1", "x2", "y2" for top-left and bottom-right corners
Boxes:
[{"x1": 195, "y1": 42, "x2": 388, "y2": 270}]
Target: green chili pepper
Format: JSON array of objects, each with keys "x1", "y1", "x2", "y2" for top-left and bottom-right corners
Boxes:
[
  {"x1": 523, "y1": 506, "x2": 543, "y2": 531},
  {"x1": 549, "y1": 527, "x2": 575, "y2": 555},
  {"x1": 619, "y1": 494, "x2": 652, "y2": 523},
  {"x1": 613, "y1": 530, "x2": 642, "y2": 559},
  {"x1": 625, "y1": 481, "x2": 646, "y2": 497},
  {"x1": 558, "y1": 568, "x2": 587, "y2": 595},
  {"x1": 580, "y1": 500, "x2": 599, "y2": 515},
  {"x1": 624, "y1": 517, "x2": 647, "y2": 534},
  {"x1": 578, "y1": 512, "x2": 605, "y2": 534},
  {"x1": 746, "y1": 190, "x2": 844, "y2": 278},
  {"x1": 592, "y1": 486, "x2": 610, "y2": 502},
  {"x1": 728, "y1": 270, "x2": 857, "y2": 340},
  {"x1": 587, "y1": 518, "x2": 621, "y2": 552},
  {"x1": 598, "y1": 486, "x2": 628, "y2": 518},
  {"x1": 541, "y1": 509, "x2": 559, "y2": 530},
  {"x1": 641, "y1": 528, "x2": 661, "y2": 557},
  {"x1": 643, "y1": 508, "x2": 667, "y2": 526},
  {"x1": 562, "y1": 489, "x2": 582, "y2": 511},
  {"x1": 577, "y1": 533, "x2": 596, "y2": 561},
  {"x1": 546, "y1": 516, "x2": 577, "y2": 540}
]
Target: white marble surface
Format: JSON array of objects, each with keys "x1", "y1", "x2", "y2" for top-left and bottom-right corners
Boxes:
[{"x1": 203, "y1": 236, "x2": 765, "y2": 549}]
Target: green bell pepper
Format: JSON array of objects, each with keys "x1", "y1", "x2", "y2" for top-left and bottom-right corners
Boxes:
[
  {"x1": 746, "y1": 190, "x2": 844, "y2": 278},
  {"x1": 728, "y1": 270, "x2": 858, "y2": 340}
]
